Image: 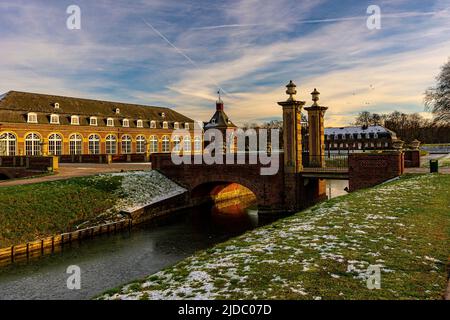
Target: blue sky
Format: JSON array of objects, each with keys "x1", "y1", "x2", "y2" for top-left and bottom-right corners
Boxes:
[{"x1": 0, "y1": 0, "x2": 449, "y2": 126}]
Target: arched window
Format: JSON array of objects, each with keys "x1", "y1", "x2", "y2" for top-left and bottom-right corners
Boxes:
[
  {"x1": 121, "y1": 135, "x2": 132, "y2": 154},
  {"x1": 172, "y1": 135, "x2": 181, "y2": 152},
  {"x1": 194, "y1": 136, "x2": 202, "y2": 153},
  {"x1": 0, "y1": 132, "x2": 17, "y2": 156},
  {"x1": 106, "y1": 135, "x2": 117, "y2": 154},
  {"x1": 25, "y1": 133, "x2": 41, "y2": 156},
  {"x1": 88, "y1": 134, "x2": 100, "y2": 155},
  {"x1": 48, "y1": 133, "x2": 62, "y2": 155},
  {"x1": 136, "y1": 135, "x2": 146, "y2": 154},
  {"x1": 183, "y1": 136, "x2": 191, "y2": 152},
  {"x1": 69, "y1": 134, "x2": 82, "y2": 155},
  {"x1": 162, "y1": 135, "x2": 170, "y2": 153},
  {"x1": 149, "y1": 135, "x2": 158, "y2": 153}
]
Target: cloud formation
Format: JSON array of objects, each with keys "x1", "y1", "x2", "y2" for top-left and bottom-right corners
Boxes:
[{"x1": 0, "y1": 0, "x2": 449, "y2": 126}]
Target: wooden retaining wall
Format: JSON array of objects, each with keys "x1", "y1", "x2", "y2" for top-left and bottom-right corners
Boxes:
[{"x1": 0, "y1": 219, "x2": 132, "y2": 267}]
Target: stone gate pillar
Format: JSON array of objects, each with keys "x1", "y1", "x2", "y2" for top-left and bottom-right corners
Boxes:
[
  {"x1": 277, "y1": 81, "x2": 305, "y2": 173},
  {"x1": 278, "y1": 81, "x2": 305, "y2": 211},
  {"x1": 305, "y1": 89, "x2": 328, "y2": 167}
]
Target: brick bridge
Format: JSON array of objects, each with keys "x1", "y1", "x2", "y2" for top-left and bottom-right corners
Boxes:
[
  {"x1": 151, "y1": 151, "x2": 404, "y2": 214},
  {"x1": 152, "y1": 82, "x2": 405, "y2": 214}
]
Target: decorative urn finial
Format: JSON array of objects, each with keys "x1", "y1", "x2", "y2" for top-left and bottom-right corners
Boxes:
[
  {"x1": 311, "y1": 88, "x2": 320, "y2": 106},
  {"x1": 285, "y1": 80, "x2": 297, "y2": 101}
]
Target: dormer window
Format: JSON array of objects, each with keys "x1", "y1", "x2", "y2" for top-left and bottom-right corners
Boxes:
[
  {"x1": 374, "y1": 133, "x2": 378, "y2": 139},
  {"x1": 107, "y1": 118, "x2": 114, "y2": 127},
  {"x1": 122, "y1": 119, "x2": 129, "y2": 127},
  {"x1": 90, "y1": 117, "x2": 98, "y2": 126},
  {"x1": 357, "y1": 133, "x2": 362, "y2": 139},
  {"x1": 211, "y1": 119, "x2": 216, "y2": 124},
  {"x1": 150, "y1": 120, "x2": 156, "y2": 129},
  {"x1": 366, "y1": 133, "x2": 370, "y2": 139},
  {"x1": 54, "y1": 102, "x2": 60, "y2": 109},
  {"x1": 50, "y1": 114, "x2": 60, "y2": 124},
  {"x1": 27, "y1": 113, "x2": 38, "y2": 124},
  {"x1": 115, "y1": 108, "x2": 120, "y2": 114},
  {"x1": 174, "y1": 122, "x2": 179, "y2": 130},
  {"x1": 161, "y1": 112, "x2": 166, "y2": 118},
  {"x1": 71, "y1": 115, "x2": 79, "y2": 125},
  {"x1": 185, "y1": 123, "x2": 190, "y2": 130},
  {"x1": 163, "y1": 121, "x2": 168, "y2": 129},
  {"x1": 137, "y1": 120, "x2": 143, "y2": 128}
]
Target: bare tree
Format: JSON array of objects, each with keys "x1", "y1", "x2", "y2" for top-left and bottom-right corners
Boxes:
[{"x1": 425, "y1": 58, "x2": 450, "y2": 123}]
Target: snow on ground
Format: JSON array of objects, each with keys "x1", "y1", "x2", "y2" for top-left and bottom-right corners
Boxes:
[
  {"x1": 99, "y1": 174, "x2": 448, "y2": 300},
  {"x1": 110, "y1": 171, "x2": 187, "y2": 213}
]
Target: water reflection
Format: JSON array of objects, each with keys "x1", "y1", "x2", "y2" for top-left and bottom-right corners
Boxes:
[{"x1": 0, "y1": 196, "x2": 275, "y2": 300}]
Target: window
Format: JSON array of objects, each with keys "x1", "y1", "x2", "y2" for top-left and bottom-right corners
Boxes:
[
  {"x1": 48, "y1": 133, "x2": 62, "y2": 155},
  {"x1": 0, "y1": 132, "x2": 17, "y2": 156},
  {"x1": 136, "y1": 135, "x2": 146, "y2": 153},
  {"x1": 105, "y1": 135, "x2": 117, "y2": 154},
  {"x1": 69, "y1": 134, "x2": 82, "y2": 155},
  {"x1": 137, "y1": 120, "x2": 144, "y2": 128},
  {"x1": 174, "y1": 122, "x2": 179, "y2": 130},
  {"x1": 357, "y1": 133, "x2": 362, "y2": 139},
  {"x1": 122, "y1": 119, "x2": 129, "y2": 128},
  {"x1": 211, "y1": 119, "x2": 216, "y2": 124},
  {"x1": 162, "y1": 135, "x2": 170, "y2": 152},
  {"x1": 194, "y1": 136, "x2": 202, "y2": 152},
  {"x1": 121, "y1": 135, "x2": 132, "y2": 154},
  {"x1": 107, "y1": 118, "x2": 114, "y2": 127},
  {"x1": 27, "y1": 113, "x2": 38, "y2": 124},
  {"x1": 71, "y1": 115, "x2": 79, "y2": 125},
  {"x1": 50, "y1": 114, "x2": 60, "y2": 124},
  {"x1": 88, "y1": 134, "x2": 100, "y2": 154},
  {"x1": 326, "y1": 135, "x2": 330, "y2": 140},
  {"x1": 185, "y1": 123, "x2": 190, "y2": 130},
  {"x1": 163, "y1": 121, "x2": 168, "y2": 129},
  {"x1": 172, "y1": 136, "x2": 181, "y2": 152},
  {"x1": 115, "y1": 108, "x2": 120, "y2": 114},
  {"x1": 366, "y1": 133, "x2": 370, "y2": 139},
  {"x1": 184, "y1": 136, "x2": 191, "y2": 152},
  {"x1": 374, "y1": 133, "x2": 378, "y2": 139},
  {"x1": 161, "y1": 112, "x2": 166, "y2": 118},
  {"x1": 54, "y1": 102, "x2": 60, "y2": 109},
  {"x1": 150, "y1": 120, "x2": 156, "y2": 129},
  {"x1": 25, "y1": 133, "x2": 41, "y2": 156},
  {"x1": 149, "y1": 135, "x2": 158, "y2": 153},
  {"x1": 90, "y1": 117, "x2": 98, "y2": 126}
]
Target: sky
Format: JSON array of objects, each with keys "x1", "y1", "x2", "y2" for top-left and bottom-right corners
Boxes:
[{"x1": 0, "y1": 0, "x2": 449, "y2": 126}]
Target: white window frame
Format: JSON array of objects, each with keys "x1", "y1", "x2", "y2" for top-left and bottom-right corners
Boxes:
[
  {"x1": 183, "y1": 135, "x2": 191, "y2": 152},
  {"x1": 122, "y1": 119, "x2": 130, "y2": 128},
  {"x1": 25, "y1": 133, "x2": 41, "y2": 156},
  {"x1": 185, "y1": 123, "x2": 190, "y2": 130},
  {"x1": 69, "y1": 134, "x2": 82, "y2": 155},
  {"x1": 150, "y1": 120, "x2": 156, "y2": 129},
  {"x1": 136, "y1": 135, "x2": 146, "y2": 153},
  {"x1": 106, "y1": 134, "x2": 117, "y2": 154},
  {"x1": 149, "y1": 135, "x2": 158, "y2": 153},
  {"x1": 121, "y1": 135, "x2": 132, "y2": 154},
  {"x1": 27, "y1": 113, "x2": 38, "y2": 124},
  {"x1": 107, "y1": 118, "x2": 114, "y2": 127},
  {"x1": 174, "y1": 122, "x2": 179, "y2": 130},
  {"x1": 71, "y1": 115, "x2": 79, "y2": 125},
  {"x1": 50, "y1": 114, "x2": 60, "y2": 125},
  {"x1": 88, "y1": 134, "x2": 100, "y2": 154},
  {"x1": 194, "y1": 136, "x2": 202, "y2": 152},
  {"x1": 90, "y1": 117, "x2": 98, "y2": 126},
  {"x1": 162, "y1": 135, "x2": 170, "y2": 152},
  {"x1": 163, "y1": 121, "x2": 168, "y2": 129},
  {"x1": 137, "y1": 120, "x2": 144, "y2": 128},
  {"x1": 0, "y1": 132, "x2": 17, "y2": 156},
  {"x1": 48, "y1": 133, "x2": 62, "y2": 155}
]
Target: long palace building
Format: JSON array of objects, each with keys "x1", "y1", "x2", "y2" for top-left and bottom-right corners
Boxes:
[{"x1": 0, "y1": 91, "x2": 201, "y2": 156}]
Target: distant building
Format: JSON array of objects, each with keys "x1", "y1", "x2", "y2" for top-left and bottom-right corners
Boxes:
[
  {"x1": 0, "y1": 91, "x2": 198, "y2": 156},
  {"x1": 204, "y1": 96, "x2": 237, "y2": 152},
  {"x1": 324, "y1": 125, "x2": 397, "y2": 153}
]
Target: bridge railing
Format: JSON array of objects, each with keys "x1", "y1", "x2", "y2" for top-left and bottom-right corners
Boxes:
[{"x1": 302, "y1": 153, "x2": 349, "y2": 172}]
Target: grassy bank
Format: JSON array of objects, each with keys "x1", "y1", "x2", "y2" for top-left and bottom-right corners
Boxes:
[
  {"x1": 0, "y1": 171, "x2": 185, "y2": 248},
  {"x1": 0, "y1": 175, "x2": 123, "y2": 247},
  {"x1": 100, "y1": 174, "x2": 450, "y2": 300}
]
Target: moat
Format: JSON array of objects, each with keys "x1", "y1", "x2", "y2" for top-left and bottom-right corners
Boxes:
[{"x1": 0, "y1": 180, "x2": 347, "y2": 300}]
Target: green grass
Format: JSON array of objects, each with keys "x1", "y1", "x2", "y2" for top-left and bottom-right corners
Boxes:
[
  {"x1": 422, "y1": 155, "x2": 450, "y2": 168},
  {"x1": 100, "y1": 174, "x2": 450, "y2": 300},
  {"x1": 0, "y1": 175, "x2": 123, "y2": 247}
]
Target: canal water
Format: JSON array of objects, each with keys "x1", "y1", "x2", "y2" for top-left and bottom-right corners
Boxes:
[{"x1": 0, "y1": 180, "x2": 348, "y2": 300}]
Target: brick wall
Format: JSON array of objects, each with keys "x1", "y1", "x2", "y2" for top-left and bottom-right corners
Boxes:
[
  {"x1": 349, "y1": 152, "x2": 404, "y2": 191},
  {"x1": 404, "y1": 150, "x2": 421, "y2": 168}
]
